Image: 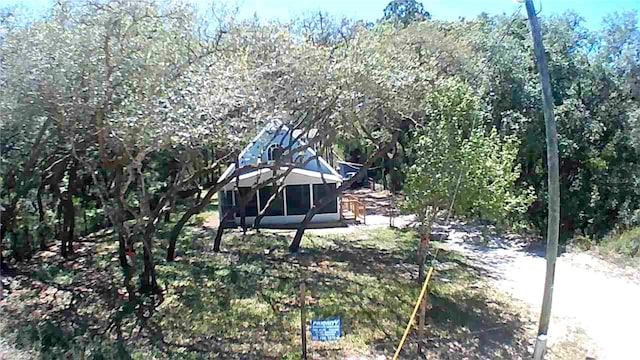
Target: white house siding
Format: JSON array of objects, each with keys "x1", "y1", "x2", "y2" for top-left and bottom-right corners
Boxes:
[{"x1": 218, "y1": 169, "x2": 341, "y2": 227}]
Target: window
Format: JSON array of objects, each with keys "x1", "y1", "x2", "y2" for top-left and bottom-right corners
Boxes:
[
  {"x1": 236, "y1": 187, "x2": 258, "y2": 217},
  {"x1": 258, "y1": 186, "x2": 285, "y2": 216},
  {"x1": 267, "y1": 144, "x2": 283, "y2": 162},
  {"x1": 313, "y1": 183, "x2": 338, "y2": 214},
  {"x1": 285, "y1": 184, "x2": 311, "y2": 215},
  {"x1": 220, "y1": 190, "x2": 234, "y2": 216}
]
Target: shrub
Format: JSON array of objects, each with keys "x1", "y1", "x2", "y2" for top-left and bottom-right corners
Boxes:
[
  {"x1": 601, "y1": 227, "x2": 640, "y2": 258},
  {"x1": 569, "y1": 234, "x2": 593, "y2": 251}
]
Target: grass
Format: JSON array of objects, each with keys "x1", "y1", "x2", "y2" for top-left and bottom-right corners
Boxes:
[
  {"x1": 0, "y1": 220, "x2": 532, "y2": 359},
  {"x1": 600, "y1": 227, "x2": 640, "y2": 259}
]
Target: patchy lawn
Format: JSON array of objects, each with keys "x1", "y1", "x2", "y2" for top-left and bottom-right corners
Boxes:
[{"x1": 0, "y1": 223, "x2": 532, "y2": 359}]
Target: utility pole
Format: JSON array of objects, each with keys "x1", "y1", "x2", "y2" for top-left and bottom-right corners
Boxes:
[{"x1": 524, "y1": 1, "x2": 561, "y2": 359}]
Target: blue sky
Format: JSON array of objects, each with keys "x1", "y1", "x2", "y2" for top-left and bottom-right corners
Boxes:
[
  {"x1": 4, "y1": 0, "x2": 639, "y2": 29},
  {"x1": 224, "y1": 0, "x2": 638, "y2": 28}
]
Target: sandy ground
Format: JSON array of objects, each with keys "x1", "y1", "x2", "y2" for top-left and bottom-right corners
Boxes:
[{"x1": 437, "y1": 221, "x2": 640, "y2": 360}]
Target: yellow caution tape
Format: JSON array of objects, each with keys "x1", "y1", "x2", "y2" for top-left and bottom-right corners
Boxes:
[{"x1": 392, "y1": 266, "x2": 434, "y2": 360}]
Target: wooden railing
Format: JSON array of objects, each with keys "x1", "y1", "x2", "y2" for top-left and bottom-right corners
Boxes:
[{"x1": 340, "y1": 194, "x2": 366, "y2": 224}]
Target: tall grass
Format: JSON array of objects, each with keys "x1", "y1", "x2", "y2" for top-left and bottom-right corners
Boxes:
[{"x1": 601, "y1": 227, "x2": 640, "y2": 258}]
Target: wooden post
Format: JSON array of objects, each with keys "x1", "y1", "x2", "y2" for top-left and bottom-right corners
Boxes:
[
  {"x1": 525, "y1": 1, "x2": 561, "y2": 359},
  {"x1": 417, "y1": 292, "x2": 427, "y2": 357},
  {"x1": 532, "y1": 334, "x2": 547, "y2": 359},
  {"x1": 300, "y1": 282, "x2": 308, "y2": 360},
  {"x1": 362, "y1": 202, "x2": 366, "y2": 225},
  {"x1": 389, "y1": 191, "x2": 395, "y2": 228}
]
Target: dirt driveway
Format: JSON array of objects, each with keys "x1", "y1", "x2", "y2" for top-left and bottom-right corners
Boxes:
[{"x1": 439, "y1": 221, "x2": 640, "y2": 360}]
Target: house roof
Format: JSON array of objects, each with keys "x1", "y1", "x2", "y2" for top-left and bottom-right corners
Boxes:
[
  {"x1": 220, "y1": 167, "x2": 342, "y2": 190},
  {"x1": 218, "y1": 120, "x2": 341, "y2": 183}
]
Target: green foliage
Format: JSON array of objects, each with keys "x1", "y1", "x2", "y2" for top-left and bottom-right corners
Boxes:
[
  {"x1": 601, "y1": 227, "x2": 640, "y2": 257},
  {"x1": 569, "y1": 234, "x2": 593, "y2": 251},
  {"x1": 402, "y1": 79, "x2": 534, "y2": 226},
  {"x1": 1, "y1": 2, "x2": 639, "y2": 357},
  {"x1": 383, "y1": 0, "x2": 431, "y2": 27},
  {"x1": 462, "y1": 11, "x2": 640, "y2": 240},
  {"x1": 0, "y1": 226, "x2": 530, "y2": 358}
]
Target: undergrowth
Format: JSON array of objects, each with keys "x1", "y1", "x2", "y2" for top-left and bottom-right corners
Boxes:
[
  {"x1": 0, "y1": 224, "x2": 531, "y2": 359},
  {"x1": 600, "y1": 227, "x2": 640, "y2": 258}
]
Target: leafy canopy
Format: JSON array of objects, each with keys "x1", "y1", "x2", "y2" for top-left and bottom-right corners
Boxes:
[
  {"x1": 383, "y1": 0, "x2": 431, "y2": 27},
  {"x1": 403, "y1": 79, "x2": 534, "y2": 225}
]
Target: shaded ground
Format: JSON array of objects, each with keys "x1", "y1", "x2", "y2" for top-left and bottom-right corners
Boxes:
[
  {"x1": 5, "y1": 188, "x2": 623, "y2": 359},
  {"x1": 0, "y1": 221, "x2": 531, "y2": 359}
]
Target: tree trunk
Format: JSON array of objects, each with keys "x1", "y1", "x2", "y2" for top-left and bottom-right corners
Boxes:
[
  {"x1": 83, "y1": 207, "x2": 88, "y2": 236},
  {"x1": 289, "y1": 207, "x2": 320, "y2": 253},
  {"x1": 214, "y1": 209, "x2": 235, "y2": 252},
  {"x1": 61, "y1": 192, "x2": 75, "y2": 257},
  {"x1": 23, "y1": 227, "x2": 33, "y2": 260},
  {"x1": 290, "y1": 133, "x2": 400, "y2": 252},
  {"x1": 417, "y1": 213, "x2": 435, "y2": 284},
  {"x1": 55, "y1": 198, "x2": 62, "y2": 239},
  {"x1": 140, "y1": 228, "x2": 159, "y2": 294},
  {"x1": 113, "y1": 169, "x2": 137, "y2": 303},
  {"x1": 2, "y1": 205, "x2": 22, "y2": 261},
  {"x1": 5, "y1": 204, "x2": 33, "y2": 262},
  {"x1": 164, "y1": 203, "x2": 172, "y2": 223},
  {"x1": 417, "y1": 241, "x2": 425, "y2": 284},
  {"x1": 36, "y1": 184, "x2": 47, "y2": 251},
  {"x1": 253, "y1": 189, "x2": 281, "y2": 230},
  {"x1": 240, "y1": 205, "x2": 247, "y2": 235},
  {"x1": 167, "y1": 187, "x2": 219, "y2": 261},
  {"x1": 118, "y1": 229, "x2": 136, "y2": 303}
]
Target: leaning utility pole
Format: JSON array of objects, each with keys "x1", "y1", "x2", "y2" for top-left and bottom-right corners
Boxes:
[{"x1": 524, "y1": 0, "x2": 561, "y2": 359}]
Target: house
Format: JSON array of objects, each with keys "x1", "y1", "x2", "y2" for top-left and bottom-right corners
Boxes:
[{"x1": 217, "y1": 121, "x2": 342, "y2": 227}]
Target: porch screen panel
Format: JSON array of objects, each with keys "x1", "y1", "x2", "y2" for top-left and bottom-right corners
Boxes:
[
  {"x1": 258, "y1": 186, "x2": 285, "y2": 216},
  {"x1": 236, "y1": 187, "x2": 258, "y2": 216},
  {"x1": 286, "y1": 185, "x2": 311, "y2": 215},
  {"x1": 313, "y1": 183, "x2": 338, "y2": 214},
  {"x1": 220, "y1": 191, "x2": 234, "y2": 216}
]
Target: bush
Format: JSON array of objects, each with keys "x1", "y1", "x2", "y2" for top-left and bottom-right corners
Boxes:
[
  {"x1": 569, "y1": 234, "x2": 593, "y2": 251},
  {"x1": 601, "y1": 227, "x2": 640, "y2": 258}
]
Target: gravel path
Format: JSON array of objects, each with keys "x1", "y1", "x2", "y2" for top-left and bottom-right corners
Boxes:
[{"x1": 440, "y1": 221, "x2": 640, "y2": 360}]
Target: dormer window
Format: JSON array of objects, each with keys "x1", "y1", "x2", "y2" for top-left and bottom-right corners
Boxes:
[{"x1": 267, "y1": 144, "x2": 283, "y2": 162}]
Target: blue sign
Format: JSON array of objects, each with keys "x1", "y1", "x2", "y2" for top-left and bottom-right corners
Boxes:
[{"x1": 311, "y1": 317, "x2": 341, "y2": 342}]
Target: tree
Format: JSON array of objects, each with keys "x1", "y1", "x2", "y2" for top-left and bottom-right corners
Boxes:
[
  {"x1": 454, "y1": 11, "x2": 640, "y2": 242},
  {"x1": 383, "y1": 0, "x2": 431, "y2": 27},
  {"x1": 0, "y1": 0, "x2": 245, "y2": 299},
  {"x1": 288, "y1": 18, "x2": 474, "y2": 251},
  {"x1": 403, "y1": 79, "x2": 534, "y2": 282}
]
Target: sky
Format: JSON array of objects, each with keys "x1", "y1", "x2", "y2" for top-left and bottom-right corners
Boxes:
[
  {"x1": 225, "y1": 0, "x2": 639, "y2": 29},
  {"x1": 3, "y1": 0, "x2": 639, "y2": 30}
]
